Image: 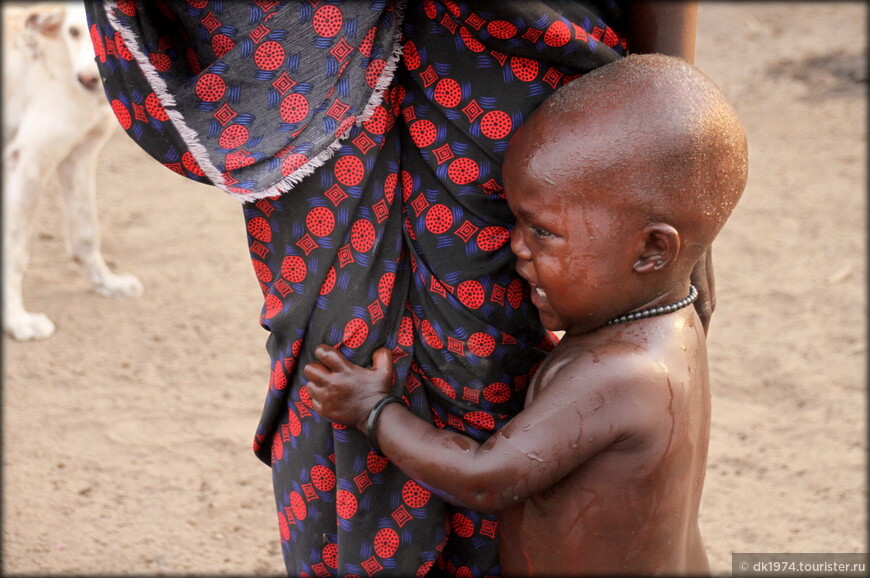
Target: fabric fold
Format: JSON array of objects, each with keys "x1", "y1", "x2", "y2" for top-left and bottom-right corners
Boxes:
[{"x1": 90, "y1": 0, "x2": 406, "y2": 202}]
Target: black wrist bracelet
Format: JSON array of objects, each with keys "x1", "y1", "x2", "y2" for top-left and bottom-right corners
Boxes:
[{"x1": 366, "y1": 395, "x2": 403, "y2": 456}]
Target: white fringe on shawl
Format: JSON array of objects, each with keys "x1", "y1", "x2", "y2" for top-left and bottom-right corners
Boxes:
[
  {"x1": 104, "y1": 1, "x2": 227, "y2": 190},
  {"x1": 103, "y1": 0, "x2": 406, "y2": 204}
]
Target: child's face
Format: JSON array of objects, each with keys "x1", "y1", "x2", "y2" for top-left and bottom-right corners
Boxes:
[{"x1": 504, "y1": 136, "x2": 639, "y2": 335}]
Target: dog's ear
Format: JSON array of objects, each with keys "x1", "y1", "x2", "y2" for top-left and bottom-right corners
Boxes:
[{"x1": 26, "y1": 7, "x2": 65, "y2": 38}]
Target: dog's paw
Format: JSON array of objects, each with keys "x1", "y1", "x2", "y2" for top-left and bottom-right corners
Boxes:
[
  {"x1": 4, "y1": 312, "x2": 56, "y2": 341},
  {"x1": 94, "y1": 273, "x2": 144, "y2": 299}
]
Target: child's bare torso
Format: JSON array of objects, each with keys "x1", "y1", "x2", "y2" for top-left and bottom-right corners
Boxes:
[{"x1": 498, "y1": 311, "x2": 711, "y2": 576}]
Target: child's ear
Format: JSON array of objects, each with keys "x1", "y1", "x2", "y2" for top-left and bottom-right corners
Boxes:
[{"x1": 633, "y1": 223, "x2": 680, "y2": 274}]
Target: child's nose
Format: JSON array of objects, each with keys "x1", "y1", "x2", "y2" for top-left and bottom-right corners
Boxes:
[{"x1": 510, "y1": 226, "x2": 532, "y2": 260}]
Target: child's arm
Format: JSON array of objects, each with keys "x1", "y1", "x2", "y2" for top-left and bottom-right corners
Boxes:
[{"x1": 304, "y1": 344, "x2": 647, "y2": 513}]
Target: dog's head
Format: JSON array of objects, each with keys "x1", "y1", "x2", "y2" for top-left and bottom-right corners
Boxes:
[{"x1": 26, "y1": 2, "x2": 102, "y2": 92}]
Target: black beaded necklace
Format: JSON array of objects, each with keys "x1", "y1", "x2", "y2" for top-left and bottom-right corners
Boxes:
[{"x1": 604, "y1": 285, "x2": 698, "y2": 326}]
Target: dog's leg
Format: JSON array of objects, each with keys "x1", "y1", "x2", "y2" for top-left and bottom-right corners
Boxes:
[
  {"x1": 58, "y1": 127, "x2": 143, "y2": 299},
  {"x1": 3, "y1": 145, "x2": 57, "y2": 340}
]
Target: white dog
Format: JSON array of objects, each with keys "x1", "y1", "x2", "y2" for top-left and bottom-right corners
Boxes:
[{"x1": 3, "y1": 2, "x2": 143, "y2": 341}]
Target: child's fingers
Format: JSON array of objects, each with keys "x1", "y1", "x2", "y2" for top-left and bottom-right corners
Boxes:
[
  {"x1": 304, "y1": 383, "x2": 326, "y2": 414},
  {"x1": 302, "y1": 361, "x2": 330, "y2": 384},
  {"x1": 371, "y1": 347, "x2": 394, "y2": 376},
  {"x1": 313, "y1": 343, "x2": 351, "y2": 372}
]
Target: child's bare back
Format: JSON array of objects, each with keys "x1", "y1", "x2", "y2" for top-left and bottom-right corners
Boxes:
[{"x1": 498, "y1": 309, "x2": 710, "y2": 575}]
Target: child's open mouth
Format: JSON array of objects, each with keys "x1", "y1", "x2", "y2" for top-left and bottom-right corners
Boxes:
[{"x1": 528, "y1": 282, "x2": 548, "y2": 307}]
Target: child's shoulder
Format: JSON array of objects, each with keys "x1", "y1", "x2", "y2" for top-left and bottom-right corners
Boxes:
[
  {"x1": 535, "y1": 333, "x2": 654, "y2": 399},
  {"x1": 542, "y1": 313, "x2": 704, "y2": 396}
]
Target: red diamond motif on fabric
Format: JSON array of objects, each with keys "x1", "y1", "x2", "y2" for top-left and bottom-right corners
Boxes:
[
  {"x1": 440, "y1": 14, "x2": 457, "y2": 33},
  {"x1": 448, "y1": 337, "x2": 464, "y2": 356},
  {"x1": 133, "y1": 102, "x2": 147, "y2": 122},
  {"x1": 480, "y1": 519, "x2": 497, "y2": 538},
  {"x1": 490, "y1": 50, "x2": 507, "y2": 65},
  {"x1": 447, "y1": 414, "x2": 465, "y2": 431},
  {"x1": 201, "y1": 13, "x2": 221, "y2": 33},
  {"x1": 297, "y1": 234, "x2": 318, "y2": 255},
  {"x1": 432, "y1": 143, "x2": 454, "y2": 164},
  {"x1": 256, "y1": 199, "x2": 275, "y2": 216},
  {"x1": 392, "y1": 505, "x2": 413, "y2": 527},
  {"x1": 402, "y1": 106, "x2": 416, "y2": 122},
  {"x1": 361, "y1": 556, "x2": 383, "y2": 576},
  {"x1": 213, "y1": 102, "x2": 238, "y2": 125},
  {"x1": 406, "y1": 373, "x2": 421, "y2": 392},
  {"x1": 249, "y1": 241, "x2": 269, "y2": 259},
  {"x1": 542, "y1": 67, "x2": 564, "y2": 89},
  {"x1": 368, "y1": 301, "x2": 384, "y2": 323},
  {"x1": 465, "y1": 13, "x2": 485, "y2": 30},
  {"x1": 324, "y1": 184, "x2": 348, "y2": 206},
  {"x1": 338, "y1": 245, "x2": 355, "y2": 267},
  {"x1": 330, "y1": 37, "x2": 354, "y2": 62},
  {"x1": 420, "y1": 65, "x2": 438, "y2": 87},
  {"x1": 275, "y1": 143, "x2": 294, "y2": 158},
  {"x1": 522, "y1": 27, "x2": 542, "y2": 42},
  {"x1": 354, "y1": 471, "x2": 373, "y2": 492},
  {"x1": 272, "y1": 72, "x2": 296, "y2": 94},
  {"x1": 249, "y1": 23, "x2": 270, "y2": 43},
  {"x1": 255, "y1": 0, "x2": 279, "y2": 13},
  {"x1": 490, "y1": 284, "x2": 505, "y2": 304},
  {"x1": 462, "y1": 388, "x2": 480, "y2": 403},
  {"x1": 410, "y1": 194, "x2": 430, "y2": 217},
  {"x1": 455, "y1": 221, "x2": 479, "y2": 242},
  {"x1": 326, "y1": 99, "x2": 351, "y2": 121},
  {"x1": 302, "y1": 483, "x2": 318, "y2": 501},
  {"x1": 461, "y1": 99, "x2": 483, "y2": 122},
  {"x1": 430, "y1": 277, "x2": 446, "y2": 297},
  {"x1": 163, "y1": 162, "x2": 183, "y2": 175},
  {"x1": 480, "y1": 179, "x2": 502, "y2": 195},
  {"x1": 274, "y1": 278, "x2": 293, "y2": 296},
  {"x1": 372, "y1": 199, "x2": 389, "y2": 223},
  {"x1": 353, "y1": 133, "x2": 376, "y2": 154}
]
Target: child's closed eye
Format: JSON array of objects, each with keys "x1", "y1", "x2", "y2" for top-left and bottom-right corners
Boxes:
[{"x1": 531, "y1": 224, "x2": 554, "y2": 238}]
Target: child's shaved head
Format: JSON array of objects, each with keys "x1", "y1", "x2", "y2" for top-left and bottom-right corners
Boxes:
[{"x1": 508, "y1": 53, "x2": 748, "y2": 258}]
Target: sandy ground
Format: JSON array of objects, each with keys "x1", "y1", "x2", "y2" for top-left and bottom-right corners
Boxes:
[{"x1": 3, "y1": 3, "x2": 866, "y2": 575}]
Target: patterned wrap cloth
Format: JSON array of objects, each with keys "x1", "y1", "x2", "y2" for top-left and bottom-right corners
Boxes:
[{"x1": 86, "y1": 1, "x2": 627, "y2": 575}]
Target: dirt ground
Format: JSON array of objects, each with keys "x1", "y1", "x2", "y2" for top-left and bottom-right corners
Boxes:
[{"x1": 3, "y1": 3, "x2": 866, "y2": 575}]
